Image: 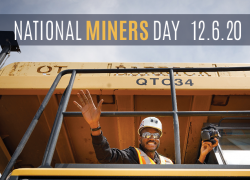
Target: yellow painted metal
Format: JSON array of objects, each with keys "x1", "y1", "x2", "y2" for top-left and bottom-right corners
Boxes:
[
  {"x1": 1, "y1": 62, "x2": 250, "y2": 78},
  {"x1": 1, "y1": 76, "x2": 250, "y2": 94},
  {"x1": 11, "y1": 168, "x2": 250, "y2": 177},
  {"x1": 0, "y1": 138, "x2": 11, "y2": 173},
  {"x1": 1, "y1": 62, "x2": 250, "y2": 171},
  {"x1": 37, "y1": 95, "x2": 75, "y2": 164},
  {"x1": 182, "y1": 95, "x2": 212, "y2": 163},
  {"x1": 0, "y1": 138, "x2": 11, "y2": 161},
  {"x1": 0, "y1": 62, "x2": 110, "y2": 77},
  {"x1": 1, "y1": 62, "x2": 250, "y2": 96}
]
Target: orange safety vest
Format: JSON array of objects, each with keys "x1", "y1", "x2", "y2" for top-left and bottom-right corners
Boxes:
[{"x1": 134, "y1": 147, "x2": 173, "y2": 164}]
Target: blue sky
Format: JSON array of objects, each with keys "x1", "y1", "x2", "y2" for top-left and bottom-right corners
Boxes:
[{"x1": 1, "y1": 0, "x2": 250, "y2": 68}]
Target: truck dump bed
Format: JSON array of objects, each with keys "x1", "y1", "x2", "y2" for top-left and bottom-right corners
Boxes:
[{"x1": 1, "y1": 62, "x2": 250, "y2": 179}]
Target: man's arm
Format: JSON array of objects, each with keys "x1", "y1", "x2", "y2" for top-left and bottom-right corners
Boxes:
[
  {"x1": 73, "y1": 89, "x2": 139, "y2": 164},
  {"x1": 198, "y1": 138, "x2": 219, "y2": 164},
  {"x1": 92, "y1": 132, "x2": 138, "y2": 164}
]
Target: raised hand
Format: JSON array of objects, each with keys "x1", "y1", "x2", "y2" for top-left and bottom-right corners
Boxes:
[
  {"x1": 198, "y1": 138, "x2": 218, "y2": 163},
  {"x1": 73, "y1": 90, "x2": 103, "y2": 129}
]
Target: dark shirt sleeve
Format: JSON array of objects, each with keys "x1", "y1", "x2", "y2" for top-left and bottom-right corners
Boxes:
[
  {"x1": 196, "y1": 159, "x2": 205, "y2": 164},
  {"x1": 92, "y1": 132, "x2": 139, "y2": 164}
]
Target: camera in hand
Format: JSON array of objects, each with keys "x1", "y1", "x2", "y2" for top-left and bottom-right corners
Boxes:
[{"x1": 201, "y1": 124, "x2": 220, "y2": 145}]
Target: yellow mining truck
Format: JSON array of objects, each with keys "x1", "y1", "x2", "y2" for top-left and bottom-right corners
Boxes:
[{"x1": 0, "y1": 62, "x2": 250, "y2": 180}]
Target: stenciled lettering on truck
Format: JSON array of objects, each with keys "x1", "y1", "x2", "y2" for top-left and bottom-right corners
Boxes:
[
  {"x1": 136, "y1": 78, "x2": 194, "y2": 86},
  {"x1": 36, "y1": 64, "x2": 214, "y2": 87}
]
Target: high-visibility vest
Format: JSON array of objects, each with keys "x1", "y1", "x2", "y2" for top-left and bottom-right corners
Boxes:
[{"x1": 134, "y1": 147, "x2": 173, "y2": 164}]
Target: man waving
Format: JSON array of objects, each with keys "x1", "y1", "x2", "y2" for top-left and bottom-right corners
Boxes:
[{"x1": 74, "y1": 90, "x2": 218, "y2": 164}]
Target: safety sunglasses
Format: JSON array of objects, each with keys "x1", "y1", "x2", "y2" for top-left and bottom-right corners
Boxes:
[{"x1": 142, "y1": 132, "x2": 160, "y2": 139}]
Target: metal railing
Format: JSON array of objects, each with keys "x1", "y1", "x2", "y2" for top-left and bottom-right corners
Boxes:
[{"x1": 2, "y1": 66, "x2": 250, "y2": 180}]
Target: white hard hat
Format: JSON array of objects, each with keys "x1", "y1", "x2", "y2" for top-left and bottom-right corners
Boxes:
[{"x1": 138, "y1": 117, "x2": 163, "y2": 137}]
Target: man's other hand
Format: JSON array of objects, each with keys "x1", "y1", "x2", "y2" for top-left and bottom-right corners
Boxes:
[{"x1": 198, "y1": 138, "x2": 218, "y2": 164}]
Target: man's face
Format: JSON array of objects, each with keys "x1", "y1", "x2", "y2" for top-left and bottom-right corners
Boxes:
[{"x1": 139, "y1": 127, "x2": 160, "y2": 152}]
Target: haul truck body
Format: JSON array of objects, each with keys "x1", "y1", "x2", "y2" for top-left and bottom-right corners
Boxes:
[{"x1": 0, "y1": 62, "x2": 250, "y2": 179}]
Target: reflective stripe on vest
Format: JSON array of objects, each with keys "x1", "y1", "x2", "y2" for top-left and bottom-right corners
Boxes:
[
  {"x1": 159, "y1": 155, "x2": 167, "y2": 164},
  {"x1": 134, "y1": 147, "x2": 171, "y2": 164},
  {"x1": 134, "y1": 147, "x2": 155, "y2": 164}
]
